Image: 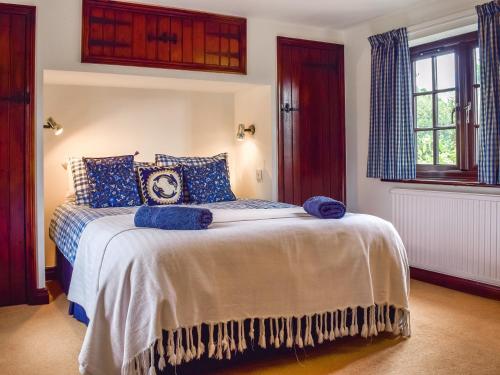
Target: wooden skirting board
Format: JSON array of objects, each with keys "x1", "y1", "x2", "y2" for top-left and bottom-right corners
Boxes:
[
  {"x1": 30, "y1": 288, "x2": 49, "y2": 305},
  {"x1": 45, "y1": 266, "x2": 57, "y2": 281},
  {"x1": 410, "y1": 267, "x2": 500, "y2": 301}
]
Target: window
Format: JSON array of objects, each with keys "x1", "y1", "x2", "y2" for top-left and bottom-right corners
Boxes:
[{"x1": 411, "y1": 32, "x2": 479, "y2": 182}]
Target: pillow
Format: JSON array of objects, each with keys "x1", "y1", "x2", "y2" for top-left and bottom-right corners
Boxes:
[
  {"x1": 84, "y1": 155, "x2": 141, "y2": 208},
  {"x1": 155, "y1": 153, "x2": 229, "y2": 202},
  {"x1": 68, "y1": 157, "x2": 91, "y2": 205},
  {"x1": 67, "y1": 157, "x2": 152, "y2": 206},
  {"x1": 64, "y1": 162, "x2": 76, "y2": 202},
  {"x1": 183, "y1": 159, "x2": 236, "y2": 204},
  {"x1": 155, "y1": 152, "x2": 228, "y2": 169},
  {"x1": 137, "y1": 165, "x2": 184, "y2": 206}
]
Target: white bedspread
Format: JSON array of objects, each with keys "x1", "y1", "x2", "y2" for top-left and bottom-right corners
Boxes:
[{"x1": 69, "y1": 208, "x2": 410, "y2": 375}]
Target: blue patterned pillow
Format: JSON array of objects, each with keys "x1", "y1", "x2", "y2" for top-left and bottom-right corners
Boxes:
[
  {"x1": 84, "y1": 155, "x2": 141, "y2": 208},
  {"x1": 137, "y1": 165, "x2": 183, "y2": 205},
  {"x1": 183, "y1": 159, "x2": 236, "y2": 204}
]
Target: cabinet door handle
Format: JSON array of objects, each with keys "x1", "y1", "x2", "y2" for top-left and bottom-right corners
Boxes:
[{"x1": 148, "y1": 32, "x2": 178, "y2": 44}]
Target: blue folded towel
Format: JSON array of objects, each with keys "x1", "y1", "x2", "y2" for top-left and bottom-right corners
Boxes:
[
  {"x1": 134, "y1": 205, "x2": 213, "y2": 230},
  {"x1": 303, "y1": 196, "x2": 346, "y2": 219}
]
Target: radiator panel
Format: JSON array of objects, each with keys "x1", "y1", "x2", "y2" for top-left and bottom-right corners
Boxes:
[{"x1": 391, "y1": 189, "x2": 500, "y2": 287}]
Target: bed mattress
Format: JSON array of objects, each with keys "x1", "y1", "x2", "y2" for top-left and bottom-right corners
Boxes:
[{"x1": 49, "y1": 199, "x2": 295, "y2": 265}]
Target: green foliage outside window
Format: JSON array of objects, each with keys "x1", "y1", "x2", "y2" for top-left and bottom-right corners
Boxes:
[{"x1": 415, "y1": 91, "x2": 457, "y2": 165}]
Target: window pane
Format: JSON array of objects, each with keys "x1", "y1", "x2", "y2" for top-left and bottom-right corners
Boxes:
[
  {"x1": 415, "y1": 95, "x2": 433, "y2": 128},
  {"x1": 437, "y1": 91, "x2": 456, "y2": 126},
  {"x1": 414, "y1": 58, "x2": 432, "y2": 92},
  {"x1": 436, "y1": 53, "x2": 455, "y2": 89},
  {"x1": 475, "y1": 86, "x2": 481, "y2": 125},
  {"x1": 474, "y1": 47, "x2": 480, "y2": 84},
  {"x1": 417, "y1": 131, "x2": 434, "y2": 164},
  {"x1": 437, "y1": 129, "x2": 456, "y2": 165}
]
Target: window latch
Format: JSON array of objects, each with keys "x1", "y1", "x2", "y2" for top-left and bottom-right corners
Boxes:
[{"x1": 463, "y1": 102, "x2": 471, "y2": 123}]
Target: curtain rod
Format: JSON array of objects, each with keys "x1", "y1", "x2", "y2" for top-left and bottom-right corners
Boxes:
[{"x1": 407, "y1": 8, "x2": 477, "y2": 40}]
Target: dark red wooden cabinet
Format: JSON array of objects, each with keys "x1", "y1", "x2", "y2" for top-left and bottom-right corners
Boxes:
[
  {"x1": 0, "y1": 3, "x2": 38, "y2": 306},
  {"x1": 82, "y1": 0, "x2": 247, "y2": 74},
  {"x1": 277, "y1": 37, "x2": 345, "y2": 206}
]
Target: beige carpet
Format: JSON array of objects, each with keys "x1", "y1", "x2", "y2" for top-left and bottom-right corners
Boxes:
[{"x1": 1, "y1": 280, "x2": 499, "y2": 375}]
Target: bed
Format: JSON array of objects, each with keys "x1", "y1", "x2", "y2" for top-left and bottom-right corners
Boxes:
[{"x1": 50, "y1": 199, "x2": 410, "y2": 375}]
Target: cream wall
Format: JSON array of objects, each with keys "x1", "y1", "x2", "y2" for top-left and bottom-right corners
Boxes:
[
  {"x1": 343, "y1": 0, "x2": 499, "y2": 221},
  {"x1": 4, "y1": 0, "x2": 344, "y2": 287},
  {"x1": 234, "y1": 86, "x2": 273, "y2": 200},
  {"x1": 43, "y1": 84, "x2": 240, "y2": 266}
]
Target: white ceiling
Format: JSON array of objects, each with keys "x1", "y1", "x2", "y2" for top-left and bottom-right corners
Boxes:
[{"x1": 123, "y1": 0, "x2": 432, "y2": 29}]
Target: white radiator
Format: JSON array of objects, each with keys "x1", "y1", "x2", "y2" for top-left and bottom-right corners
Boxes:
[{"x1": 391, "y1": 188, "x2": 500, "y2": 287}]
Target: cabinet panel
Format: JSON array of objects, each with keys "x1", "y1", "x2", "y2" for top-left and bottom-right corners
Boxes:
[
  {"x1": 205, "y1": 21, "x2": 220, "y2": 66},
  {"x1": 157, "y1": 16, "x2": 171, "y2": 62},
  {"x1": 182, "y1": 19, "x2": 193, "y2": 63},
  {"x1": 170, "y1": 17, "x2": 183, "y2": 63},
  {"x1": 114, "y1": 11, "x2": 132, "y2": 58},
  {"x1": 192, "y1": 20, "x2": 205, "y2": 64},
  {"x1": 82, "y1": 0, "x2": 247, "y2": 74},
  {"x1": 102, "y1": 9, "x2": 115, "y2": 57},
  {"x1": 132, "y1": 13, "x2": 146, "y2": 59},
  {"x1": 145, "y1": 14, "x2": 157, "y2": 60}
]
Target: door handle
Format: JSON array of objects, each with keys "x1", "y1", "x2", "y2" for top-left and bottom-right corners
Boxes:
[{"x1": 280, "y1": 103, "x2": 299, "y2": 113}]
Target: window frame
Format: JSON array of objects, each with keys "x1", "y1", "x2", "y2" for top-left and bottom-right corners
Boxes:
[{"x1": 410, "y1": 32, "x2": 479, "y2": 182}]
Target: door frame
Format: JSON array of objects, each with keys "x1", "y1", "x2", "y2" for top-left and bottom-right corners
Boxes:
[
  {"x1": 276, "y1": 36, "x2": 346, "y2": 204},
  {"x1": 0, "y1": 3, "x2": 45, "y2": 305}
]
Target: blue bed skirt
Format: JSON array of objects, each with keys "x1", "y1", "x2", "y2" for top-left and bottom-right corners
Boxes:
[{"x1": 56, "y1": 249, "x2": 89, "y2": 325}]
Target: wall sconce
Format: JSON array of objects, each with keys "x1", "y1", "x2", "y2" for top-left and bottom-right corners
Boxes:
[
  {"x1": 43, "y1": 117, "x2": 63, "y2": 136},
  {"x1": 236, "y1": 124, "x2": 256, "y2": 141}
]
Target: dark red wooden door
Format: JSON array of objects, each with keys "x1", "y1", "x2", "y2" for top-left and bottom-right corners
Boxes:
[
  {"x1": 277, "y1": 37, "x2": 345, "y2": 206},
  {"x1": 0, "y1": 4, "x2": 35, "y2": 306}
]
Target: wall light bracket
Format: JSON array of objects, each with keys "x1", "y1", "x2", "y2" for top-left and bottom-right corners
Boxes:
[
  {"x1": 236, "y1": 124, "x2": 256, "y2": 141},
  {"x1": 43, "y1": 117, "x2": 63, "y2": 136}
]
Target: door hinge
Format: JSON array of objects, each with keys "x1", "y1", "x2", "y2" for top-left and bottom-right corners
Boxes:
[{"x1": 0, "y1": 92, "x2": 30, "y2": 104}]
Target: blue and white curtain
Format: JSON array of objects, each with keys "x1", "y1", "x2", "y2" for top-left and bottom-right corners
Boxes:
[
  {"x1": 477, "y1": 2, "x2": 500, "y2": 185},
  {"x1": 367, "y1": 28, "x2": 416, "y2": 180}
]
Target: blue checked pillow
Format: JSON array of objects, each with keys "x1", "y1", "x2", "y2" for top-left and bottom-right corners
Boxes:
[
  {"x1": 137, "y1": 165, "x2": 183, "y2": 205},
  {"x1": 183, "y1": 159, "x2": 236, "y2": 204},
  {"x1": 68, "y1": 157, "x2": 91, "y2": 205},
  {"x1": 155, "y1": 153, "x2": 229, "y2": 202},
  {"x1": 84, "y1": 155, "x2": 141, "y2": 208}
]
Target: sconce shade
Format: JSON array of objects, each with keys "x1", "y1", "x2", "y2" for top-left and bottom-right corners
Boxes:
[
  {"x1": 236, "y1": 124, "x2": 255, "y2": 141},
  {"x1": 44, "y1": 117, "x2": 63, "y2": 136},
  {"x1": 237, "y1": 124, "x2": 246, "y2": 141}
]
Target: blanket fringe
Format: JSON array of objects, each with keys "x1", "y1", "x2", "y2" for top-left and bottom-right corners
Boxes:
[{"x1": 122, "y1": 304, "x2": 410, "y2": 374}]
